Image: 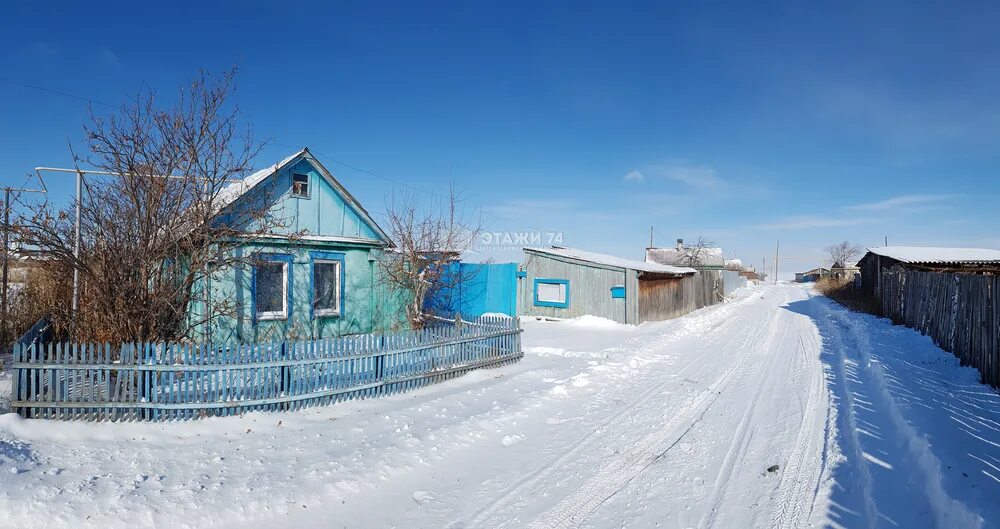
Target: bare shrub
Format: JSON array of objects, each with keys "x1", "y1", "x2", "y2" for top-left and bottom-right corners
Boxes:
[
  {"x1": 815, "y1": 276, "x2": 879, "y2": 314},
  {"x1": 379, "y1": 187, "x2": 482, "y2": 329},
  {"x1": 15, "y1": 69, "x2": 288, "y2": 343}
]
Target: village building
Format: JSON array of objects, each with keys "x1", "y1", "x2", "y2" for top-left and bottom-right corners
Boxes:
[
  {"x1": 795, "y1": 267, "x2": 830, "y2": 283},
  {"x1": 191, "y1": 148, "x2": 406, "y2": 343},
  {"x1": 858, "y1": 246, "x2": 1000, "y2": 297},
  {"x1": 517, "y1": 246, "x2": 730, "y2": 324},
  {"x1": 645, "y1": 239, "x2": 725, "y2": 271},
  {"x1": 830, "y1": 261, "x2": 860, "y2": 280}
]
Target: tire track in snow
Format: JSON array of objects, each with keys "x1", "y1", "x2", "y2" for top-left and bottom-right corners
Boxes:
[
  {"x1": 769, "y1": 316, "x2": 830, "y2": 529},
  {"x1": 524, "y1": 294, "x2": 784, "y2": 529},
  {"x1": 461, "y1": 293, "x2": 771, "y2": 529},
  {"x1": 824, "y1": 301, "x2": 983, "y2": 529},
  {"x1": 696, "y1": 321, "x2": 790, "y2": 529},
  {"x1": 813, "y1": 296, "x2": 880, "y2": 529}
]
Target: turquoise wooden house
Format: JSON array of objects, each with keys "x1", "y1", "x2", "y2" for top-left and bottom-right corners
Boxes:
[{"x1": 191, "y1": 148, "x2": 406, "y2": 344}]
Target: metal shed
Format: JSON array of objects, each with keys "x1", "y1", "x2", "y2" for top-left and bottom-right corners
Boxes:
[{"x1": 519, "y1": 246, "x2": 717, "y2": 324}]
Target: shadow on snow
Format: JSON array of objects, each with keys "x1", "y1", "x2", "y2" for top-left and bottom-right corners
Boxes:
[{"x1": 783, "y1": 296, "x2": 999, "y2": 529}]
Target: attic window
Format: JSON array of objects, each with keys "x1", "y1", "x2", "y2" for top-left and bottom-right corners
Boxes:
[{"x1": 291, "y1": 173, "x2": 309, "y2": 198}]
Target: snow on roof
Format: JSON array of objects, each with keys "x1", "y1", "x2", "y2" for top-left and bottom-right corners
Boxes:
[
  {"x1": 527, "y1": 246, "x2": 696, "y2": 275},
  {"x1": 646, "y1": 246, "x2": 725, "y2": 267},
  {"x1": 214, "y1": 149, "x2": 307, "y2": 211},
  {"x1": 867, "y1": 246, "x2": 1000, "y2": 265}
]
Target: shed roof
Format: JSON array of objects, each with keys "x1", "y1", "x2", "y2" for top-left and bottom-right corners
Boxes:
[
  {"x1": 527, "y1": 246, "x2": 696, "y2": 275},
  {"x1": 866, "y1": 246, "x2": 1000, "y2": 265}
]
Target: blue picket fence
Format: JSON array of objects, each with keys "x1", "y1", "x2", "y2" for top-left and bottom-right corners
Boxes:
[{"x1": 10, "y1": 315, "x2": 522, "y2": 421}]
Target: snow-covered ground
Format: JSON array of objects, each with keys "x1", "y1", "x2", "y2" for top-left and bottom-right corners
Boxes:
[{"x1": 0, "y1": 283, "x2": 997, "y2": 529}]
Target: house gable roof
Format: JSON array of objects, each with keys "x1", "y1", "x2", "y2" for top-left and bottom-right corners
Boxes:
[{"x1": 216, "y1": 148, "x2": 392, "y2": 246}]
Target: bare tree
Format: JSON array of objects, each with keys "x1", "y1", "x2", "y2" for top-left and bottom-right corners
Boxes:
[
  {"x1": 677, "y1": 236, "x2": 716, "y2": 268},
  {"x1": 825, "y1": 241, "x2": 862, "y2": 268},
  {"x1": 379, "y1": 187, "x2": 483, "y2": 329},
  {"x1": 15, "y1": 69, "x2": 289, "y2": 343}
]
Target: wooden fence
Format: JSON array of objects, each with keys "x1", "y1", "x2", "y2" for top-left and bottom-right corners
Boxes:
[
  {"x1": 878, "y1": 269, "x2": 999, "y2": 387},
  {"x1": 10, "y1": 315, "x2": 522, "y2": 421}
]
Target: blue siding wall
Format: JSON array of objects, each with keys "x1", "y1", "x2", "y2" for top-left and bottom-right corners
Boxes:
[
  {"x1": 425, "y1": 262, "x2": 519, "y2": 318},
  {"x1": 224, "y1": 158, "x2": 382, "y2": 240}
]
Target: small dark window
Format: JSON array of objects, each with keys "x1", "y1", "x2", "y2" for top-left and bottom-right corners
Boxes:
[
  {"x1": 291, "y1": 173, "x2": 309, "y2": 198},
  {"x1": 255, "y1": 261, "x2": 287, "y2": 319}
]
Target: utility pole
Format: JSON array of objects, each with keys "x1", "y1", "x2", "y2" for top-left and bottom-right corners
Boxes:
[
  {"x1": 1, "y1": 188, "x2": 10, "y2": 349},
  {"x1": 774, "y1": 240, "x2": 780, "y2": 284},
  {"x1": 71, "y1": 168, "x2": 82, "y2": 326},
  {"x1": 884, "y1": 236, "x2": 888, "y2": 246},
  {"x1": 649, "y1": 226, "x2": 653, "y2": 248},
  {"x1": 0, "y1": 177, "x2": 46, "y2": 350}
]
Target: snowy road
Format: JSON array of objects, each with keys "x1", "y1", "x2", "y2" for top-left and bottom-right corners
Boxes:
[{"x1": 0, "y1": 284, "x2": 998, "y2": 528}]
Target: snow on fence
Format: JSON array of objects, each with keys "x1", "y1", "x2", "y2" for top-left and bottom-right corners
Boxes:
[
  {"x1": 10, "y1": 315, "x2": 522, "y2": 421},
  {"x1": 878, "y1": 269, "x2": 999, "y2": 388}
]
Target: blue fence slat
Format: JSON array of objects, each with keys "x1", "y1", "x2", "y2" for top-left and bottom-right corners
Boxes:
[{"x1": 9, "y1": 316, "x2": 522, "y2": 422}]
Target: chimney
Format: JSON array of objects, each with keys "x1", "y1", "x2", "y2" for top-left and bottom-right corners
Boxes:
[{"x1": 676, "y1": 238, "x2": 684, "y2": 251}]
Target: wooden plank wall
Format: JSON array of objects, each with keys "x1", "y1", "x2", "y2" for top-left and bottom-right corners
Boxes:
[
  {"x1": 878, "y1": 269, "x2": 999, "y2": 387},
  {"x1": 636, "y1": 271, "x2": 721, "y2": 323},
  {"x1": 10, "y1": 315, "x2": 523, "y2": 422}
]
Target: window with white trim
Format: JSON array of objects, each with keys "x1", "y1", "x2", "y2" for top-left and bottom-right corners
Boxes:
[
  {"x1": 313, "y1": 259, "x2": 341, "y2": 316},
  {"x1": 536, "y1": 281, "x2": 567, "y2": 304},
  {"x1": 255, "y1": 261, "x2": 287, "y2": 319},
  {"x1": 291, "y1": 173, "x2": 310, "y2": 198}
]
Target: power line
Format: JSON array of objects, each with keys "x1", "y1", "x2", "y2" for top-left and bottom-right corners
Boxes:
[
  {"x1": 0, "y1": 75, "x2": 117, "y2": 108},
  {"x1": 0, "y1": 76, "x2": 516, "y2": 224},
  {"x1": 266, "y1": 140, "x2": 515, "y2": 224}
]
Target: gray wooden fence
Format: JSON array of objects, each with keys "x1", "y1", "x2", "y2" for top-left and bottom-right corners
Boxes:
[
  {"x1": 10, "y1": 315, "x2": 522, "y2": 421},
  {"x1": 878, "y1": 269, "x2": 999, "y2": 387}
]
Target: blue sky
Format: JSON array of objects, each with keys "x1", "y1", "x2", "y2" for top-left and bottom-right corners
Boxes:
[{"x1": 2, "y1": 1, "x2": 999, "y2": 277}]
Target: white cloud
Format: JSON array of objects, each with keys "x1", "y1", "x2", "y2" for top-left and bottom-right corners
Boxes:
[
  {"x1": 99, "y1": 46, "x2": 122, "y2": 70},
  {"x1": 756, "y1": 215, "x2": 870, "y2": 230},
  {"x1": 845, "y1": 194, "x2": 956, "y2": 212},
  {"x1": 659, "y1": 165, "x2": 725, "y2": 189},
  {"x1": 623, "y1": 170, "x2": 644, "y2": 182}
]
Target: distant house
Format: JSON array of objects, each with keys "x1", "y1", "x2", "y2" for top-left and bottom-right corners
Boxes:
[
  {"x1": 191, "y1": 148, "x2": 406, "y2": 343},
  {"x1": 830, "y1": 261, "x2": 860, "y2": 280},
  {"x1": 858, "y1": 246, "x2": 1000, "y2": 296},
  {"x1": 795, "y1": 268, "x2": 830, "y2": 283},
  {"x1": 519, "y1": 246, "x2": 720, "y2": 324},
  {"x1": 646, "y1": 239, "x2": 724, "y2": 271},
  {"x1": 723, "y1": 258, "x2": 744, "y2": 271}
]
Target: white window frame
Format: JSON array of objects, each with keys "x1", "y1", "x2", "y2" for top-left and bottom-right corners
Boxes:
[
  {"x1": 291, "y1": 172, "x2": 310, "y2": 198},
  {"x1": 255, "y1": 261, "x2": 288, "y2": 320},
  {"x1": 313, "y1": 259, "x2": 341, "y2": 317},
  {"x1": 536, "y1": 281, "x2": 567, "y2": 303}
]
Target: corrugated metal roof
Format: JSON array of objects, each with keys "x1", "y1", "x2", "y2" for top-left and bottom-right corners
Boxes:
[
  {"x1": 527, "y1": 246, "x2": 696, "y2": 275},
  {"x1": 867, "y1": 246, "x2": 1000, "y2": 265}
]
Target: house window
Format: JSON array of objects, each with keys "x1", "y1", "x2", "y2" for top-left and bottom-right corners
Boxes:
[
  {"x1": 291, "y1": 173, "x2": 309, "y2": 198},
  {"x1": 534, "y1": 278, "x2": 569, "y2": 308},
  {"x1": 313, "y1": 259, "x2": 341, "y2": 316},
  {"x1": 255, "y1": 261, "x2": 288, "y2": 320}
]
